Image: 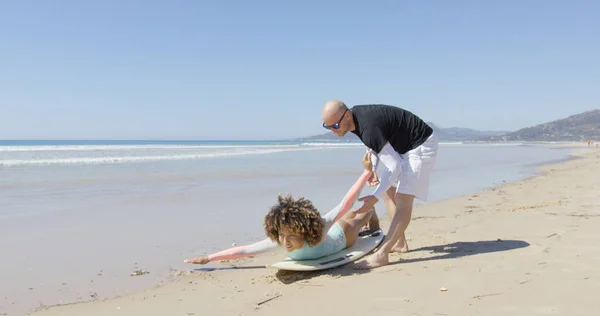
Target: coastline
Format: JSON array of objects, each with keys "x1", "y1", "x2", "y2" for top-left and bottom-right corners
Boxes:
[{"x1": 25, "y1": 145, "x2": 600, "y2": 316}]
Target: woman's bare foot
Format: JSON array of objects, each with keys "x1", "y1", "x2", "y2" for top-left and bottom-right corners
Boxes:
[
  {"x1": 358, "y1": 209, "x2": 380, "y2": 236},
  {"x1": 367, "y1": 209, "x2": 380, "y2": 231}
]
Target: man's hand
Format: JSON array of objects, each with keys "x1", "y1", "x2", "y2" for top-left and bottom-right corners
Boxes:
[
  {"x1": 184, "y1": 255, "x2": 210, "y2": 264},
  {"x1": 355, "y1": 195, "x2": 379, "y2": 213}
]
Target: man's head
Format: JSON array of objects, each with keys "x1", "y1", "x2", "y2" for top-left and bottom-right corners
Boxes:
[
  {"x1": 263, "y1": 194, "x2": 324, "y2": 252},
  {"x1": 321, "y1": 100, "x2": 354, "y2": 137}
]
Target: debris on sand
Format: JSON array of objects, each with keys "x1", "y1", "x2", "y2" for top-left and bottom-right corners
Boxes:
[{"x1": 130, "y1": 270, "x2": 150, "y2": 276}]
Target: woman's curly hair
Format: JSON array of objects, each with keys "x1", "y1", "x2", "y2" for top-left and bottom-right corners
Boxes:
[{"x1": 264, "y1": 194, "x2": 324, "y2": 247}]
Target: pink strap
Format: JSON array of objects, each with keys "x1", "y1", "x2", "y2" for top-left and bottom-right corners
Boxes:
[{"x1": 329, "y1": 170, "x2": 372, "y2": 225}]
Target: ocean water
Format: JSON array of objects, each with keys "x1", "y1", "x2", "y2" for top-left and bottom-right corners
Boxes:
[{"x1": 0, "y1": 140, "x2": 582, "y2": 315}]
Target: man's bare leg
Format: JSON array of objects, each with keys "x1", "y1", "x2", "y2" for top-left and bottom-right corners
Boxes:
[
  {"x1": 381, "y1": 189, "x2": 410, "y2": 253},
  {"x1": 390, "y1": 198, "x2": 413, "y2": 253},
  {"x1": 391, "y1": 232, "x2": 410, "y2": 253},
  {"x1": 354, "y1": 192, "x2": 415, "y2": 270},
  {"x1": 388, "y1": 202, "x2": 410, "y2": 253}
]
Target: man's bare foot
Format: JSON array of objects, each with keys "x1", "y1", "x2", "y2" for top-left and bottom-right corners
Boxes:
[
  {"x1": 390, "y1": 232, "x2": 409, "y2": 253},
  {"x1": 354, "y1": 250, "x2": 389, "y2": 270}
]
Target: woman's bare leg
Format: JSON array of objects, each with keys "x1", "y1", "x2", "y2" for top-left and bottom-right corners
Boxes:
[{"x1": 337, "y1": 207, "x2": 380, "y2": 248}]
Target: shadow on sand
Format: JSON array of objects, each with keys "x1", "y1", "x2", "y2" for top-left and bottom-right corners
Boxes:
[
  {"x1": 395, "y1": 239, "x2": 530, "y2": 264},
  {"x1": 273, "y1": 239, "x2": 530, "y2": 284},
  {"x1": 193, "y1": 265, "x2": 265, "y2": 272}
]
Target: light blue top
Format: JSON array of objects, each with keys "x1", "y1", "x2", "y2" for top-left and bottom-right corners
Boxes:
[{"x1": 287, "y1": 222, "x2": 347, "y2": 260}]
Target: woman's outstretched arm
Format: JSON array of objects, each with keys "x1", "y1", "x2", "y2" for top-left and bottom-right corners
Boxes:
[{"x1": 184, "y1": 237, "x2": 279, "y2": 264}]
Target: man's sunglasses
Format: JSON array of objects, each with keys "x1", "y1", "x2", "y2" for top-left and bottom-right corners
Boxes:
[{"x1": 322, "y1": 108, "x2": 348, "y2": 130}]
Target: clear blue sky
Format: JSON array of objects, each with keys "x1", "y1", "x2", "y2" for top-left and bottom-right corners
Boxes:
[{"x1": 1, "y1": 0, "x2": 598, "y2": 140}]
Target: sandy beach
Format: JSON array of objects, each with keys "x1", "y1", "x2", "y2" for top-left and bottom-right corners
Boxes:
[{"x1": 25, "y1": 147, "x2": 600, "y2": 316}]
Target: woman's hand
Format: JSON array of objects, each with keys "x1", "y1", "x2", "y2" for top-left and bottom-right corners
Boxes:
[
  {"x1": 184, "y1": 255, "x2": 210, "y2": 264},
  {"x1": 362, "y1": 151, "x2": 380, "y2": 186},
  {"x1": 362, "y1": 150, "x2": 373, "y2": 171},
  {"x1": 367, "y1": 172, "x2": 380, "y2": 186}
]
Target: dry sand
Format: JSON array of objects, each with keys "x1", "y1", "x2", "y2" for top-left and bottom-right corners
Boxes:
[{"x1": 28, "y1": 148, "x2": 600, "y2": 316}]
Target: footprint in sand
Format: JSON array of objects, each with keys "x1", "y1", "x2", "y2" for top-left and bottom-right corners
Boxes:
[{"x1": 465, "y1": 205, "x2": 481, "y2": 213}]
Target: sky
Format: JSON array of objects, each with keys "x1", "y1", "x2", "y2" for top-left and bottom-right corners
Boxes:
[{"x1": 1, "y1": 0, "x2": 599, "y2": 140}]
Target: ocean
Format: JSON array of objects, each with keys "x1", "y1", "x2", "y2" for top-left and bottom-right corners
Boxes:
[{"x1": 0, "y1": 139, "x2": 583, "y2": 315}]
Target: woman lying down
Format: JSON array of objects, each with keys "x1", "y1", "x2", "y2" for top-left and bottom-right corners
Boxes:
[{"x1": 184, "y1": 170, "x2": 380, "y2": 264}]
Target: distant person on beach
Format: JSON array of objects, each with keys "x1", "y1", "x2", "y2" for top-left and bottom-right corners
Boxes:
[
  {"x1": 184, "y1": 171, "x2": 380, "y2": 264},
  {"x1": 320, "y1": 100, "x2": 439, "y2": 269}
]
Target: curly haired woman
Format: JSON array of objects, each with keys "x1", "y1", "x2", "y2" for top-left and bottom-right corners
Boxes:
[{"x1": 184, "y1": 169, "x2": 380, "y2": 264}]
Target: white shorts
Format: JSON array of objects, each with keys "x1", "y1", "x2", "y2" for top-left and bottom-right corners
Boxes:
[{"x1": 393, "y1": 132, "x2": 439, "y2": 201}]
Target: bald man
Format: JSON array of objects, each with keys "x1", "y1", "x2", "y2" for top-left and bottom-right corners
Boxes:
[{"x1": 321, "y1": 100, "x2": 438, "y2": 269}]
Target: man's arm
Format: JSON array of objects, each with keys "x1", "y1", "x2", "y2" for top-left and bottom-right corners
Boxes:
[
  {"x1": 354, "y1": 143, "x2": 401, "y2": 213},
  {"x1": 369, "y1": 143, "x2": 401, "y2": 199},
  {"x1": 368, "y1": 147, "x2": 381, "y2": 173}
]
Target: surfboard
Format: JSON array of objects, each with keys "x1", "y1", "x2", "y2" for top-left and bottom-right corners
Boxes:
[{"x1": 266, "y1": 228, "x2": 384, "y2": 271}]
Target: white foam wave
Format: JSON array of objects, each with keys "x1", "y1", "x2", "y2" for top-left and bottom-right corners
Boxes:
[
  {"x1": 0, "y1": 147, "x2": 325, "y2": 167},
  {"x1": 0, "y1": 144, "x2": 302, "y2": 152},
  {"x1": 300, "y1": 142, "x2": 364, "y2": 147},
  {"x1": 439, "y1": 142, "x2": 526, "y2": 147},
  {"x1": 469, "y1": 142, "x2": 525, "y2": 146},
  {"x1": 438, "y1": 142, "x2": 465, "y2": 145}
]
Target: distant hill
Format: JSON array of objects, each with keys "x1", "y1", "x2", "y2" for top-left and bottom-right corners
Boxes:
[
  {"x1": 485, "y1": 109, "x2": 600, "y2": 142},
  {"x1": 299, "y1": 131, "x2": 360, "y2": 142},
  {"x1": 297, "y1": 123, "x2": 509, "y2": 142},
  {"x1": 427, "y1": 123, "x2": 509, "y2": 142},
  {"x1": 296, "y1": 109, "x2": 600, "y2": 143}
]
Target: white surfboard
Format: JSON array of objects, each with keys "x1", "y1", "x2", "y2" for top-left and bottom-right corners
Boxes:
[{"x1": 266, "y1": 228, "x2": 384, "y2": 271}]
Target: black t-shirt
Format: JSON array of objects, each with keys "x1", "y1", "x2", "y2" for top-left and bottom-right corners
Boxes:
[{"x1": 350, "y1": 104, "x2": 433, "y2": 154}]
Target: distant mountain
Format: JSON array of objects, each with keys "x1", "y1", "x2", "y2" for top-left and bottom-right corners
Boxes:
[
  {"x1": 485, "y1": 109, "x2": 600, "y2": 142},
  {"x1": 296, "y1": 109, "x2": 600, "y2": 143},
  {"x1": 299, "y1": 131, "x2": 360, "y2": 142},
  {"x1": 296, "y1": 123, "x2": 509, "y2": 142},
  {"x1": 427, "y1": 123, "x2": 509, "y2": 142}
]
